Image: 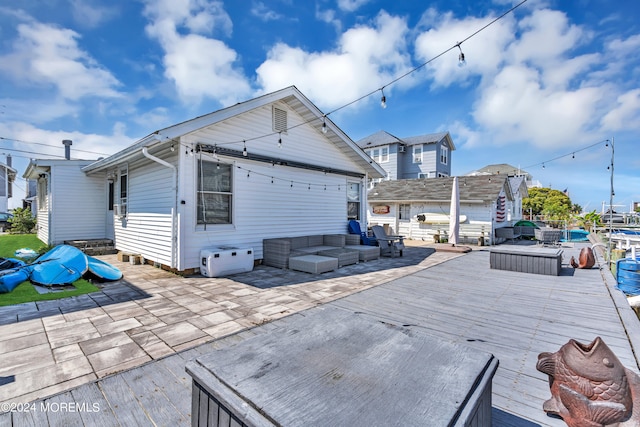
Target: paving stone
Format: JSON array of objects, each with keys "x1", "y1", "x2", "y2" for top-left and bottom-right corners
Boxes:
[
  {"x1": 79, "y1": 332, "x2": 135, "y2": 356},
  {"x1": 52, "y1": 344, "x2": 85, "y2": 363},
  {"x1": 153, "y1": 322, "x2": 207, "y2": 347},
  {"x1": 94, "y1": 317, "x2": 142, "y2": 335},
  {"x1": 87, "y1": 342, "x2": 149, "y2": 375},
  {"x1": 129, "y1": 331, "x2": 174, "y2": 359},
  {"x1": 0, "y1": 332, "x2": 48, "y2": 353},
  {"x1": 0, "y1": 344, "x2": 55, "y2": 377}
]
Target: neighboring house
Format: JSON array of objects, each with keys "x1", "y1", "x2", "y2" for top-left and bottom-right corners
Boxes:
[
  {"x1": 367, "y1": 175, "x2": 522, "y2": 245},
  {"x1": 23, "y1": 158, "x2": 106, "y2": 244},
  {"x1": 0, "y1": 157, "x2": 16, "y2": 212},
  {"x1": 467, "y1": 163, "x2": 542, "y2": 189},
  {"x1": 25, "y1": 86, "x2": 385, "y2": 272},
  {"x1": 355, "y1": 130, "x2": 455, "y2": 186}
]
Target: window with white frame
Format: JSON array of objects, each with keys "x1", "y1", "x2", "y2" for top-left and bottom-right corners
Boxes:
[
  {"x1": 399, "y1": 204, "x2": 411, "y2": 221},
  {"x1": 118, "y1": 168, "x2": 128, "y2": 216},
  {"x1": 347, "y1": 182, "x2": 361, "y2": 220},
  {"x1": 368, "y1": 146, "x2": 389, "y2": 163},
  {"x1": 37, "y1": 176, "x2": 48, "y2": 208},
  {"x1": 197, "y1": 160, "x2": 233, "y2": 224},
  {"x1": 440, "y1": 145, "x2": 449, "y2": 165},
  {"x1": 413, "y1": 145, "x2": 422, "y2": 163}
]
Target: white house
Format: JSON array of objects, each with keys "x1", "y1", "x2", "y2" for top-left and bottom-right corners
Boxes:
[
  {"x1": 367, "y1": 175, "x2": 524, "y2": 245},
  {"x1": 23, "y1": 158, "x2": 106, "y2": 244},
  {"x1": 0, "y1": 158, "x2": 16, "y2": 212},
  {"x1": 25, "y1": 86, "x2": 385, "y2": 272}
]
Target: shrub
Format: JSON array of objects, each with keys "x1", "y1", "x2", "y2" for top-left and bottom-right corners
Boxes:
[{"x1": 9, "y1": 208, "x2": 37, "y2": 234}]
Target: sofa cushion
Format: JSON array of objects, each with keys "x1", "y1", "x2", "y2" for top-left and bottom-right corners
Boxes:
[
  {"x1": 308, "y1": 235, "x2": 324, "y2": 246},
  {"x1": 297, "y1": 246, "x2": 338, "y2": 255},
  {"x1": 323, "y1": 234, "x2": 345, "y2": 247},
  {"x1": 290, "y1": 236, "x2": 309, "y2": 249}
]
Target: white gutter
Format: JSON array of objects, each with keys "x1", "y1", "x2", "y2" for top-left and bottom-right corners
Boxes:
[{"x1": 141, "y1": 147, "x2": 178, "y2": 269}]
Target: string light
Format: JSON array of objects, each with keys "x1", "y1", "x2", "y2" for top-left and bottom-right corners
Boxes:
[
  {"x1": 242, "y1": 140, "x2": 247, "y2": 157},
  {"x1": 456, "y1": 42, "x2": 466, "y2": 67},
  {"x1": 380, "y1": 88, "x2": 387, "y2": 109},
  {"x1": 278, "y1": 133, "x2": 282, "y2": 148},
  {"x1": 321, "y1": 117, "x2": 328, "y2": 134},
  {"x1": 523, "y1": 139, "x2": 610, "y2": 170}
]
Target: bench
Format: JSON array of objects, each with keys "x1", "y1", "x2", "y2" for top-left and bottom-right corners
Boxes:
[
  {"x1": 490, "y1": 246, "x2": 563, "y2": 276},
  {"x1": 187, "y1": 306, "x2": 498, "y2": 427}
]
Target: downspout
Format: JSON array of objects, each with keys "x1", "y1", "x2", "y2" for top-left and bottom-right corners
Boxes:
[{"x1": 142, "y1": 147, "x2": 178, "y2": 269}]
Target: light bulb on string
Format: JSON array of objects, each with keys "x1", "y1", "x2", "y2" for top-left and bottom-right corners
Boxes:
[
  {"x1": 278, "y1": 133, "x2": 282, "y2": 148},
  {"x1": 456, "y1": 42, "x2": 466, "y2": 67},
  {"x1": 243, "y1": 141, "x2": 247, "y2": 157},
  {"x1": 321, "y1": 117, "x2": 328, "y2": 134},
  {"x1": 572, "y1": 152, "x2": 575, "y2": 159},
  {"x1": 380, "y1": 88, "x2": 387, "y2": 109}
]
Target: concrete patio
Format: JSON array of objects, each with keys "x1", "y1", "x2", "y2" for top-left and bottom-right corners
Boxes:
[{"x1": 0, "y1": 242, "x2": 460, "y2": 407}]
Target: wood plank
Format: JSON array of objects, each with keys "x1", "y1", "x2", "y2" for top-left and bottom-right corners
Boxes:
[{"x1": 98, "y1": 374, "x2": 153, "y2": 426}]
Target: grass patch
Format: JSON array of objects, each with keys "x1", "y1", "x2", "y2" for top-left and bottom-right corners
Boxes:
[{"x1": 0, "y1": 234, "x2": 99, "y2": 306}]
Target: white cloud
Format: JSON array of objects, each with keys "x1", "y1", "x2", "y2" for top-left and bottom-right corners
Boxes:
[
  {"x1": 69, "y1": 0, "x2": 118, "y2": 29},
  {"x1": 414, "y1": 10, "x2": 516, "y2": 88},
  {"x1": 143, "y1": 0, "x2": 251, "y2": 105},
  {"x1": 601, "y1": 89, "x2": 640, "y2": 131},
  {"x1": 0, "y1": 21, "x2": 122, "y2": 100},
  {"x1": 337, "y1": 0, "x2": 371, "y2": 13},
  {"x1": 256, "y1": 11, "x2": 413, "y2": 109},
  {"x1": 251, "y1": 2, "x2": 283, "y2": 22}
]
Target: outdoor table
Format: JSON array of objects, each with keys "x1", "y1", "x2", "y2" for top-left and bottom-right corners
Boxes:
[{"x1": 186, "y1": 306, "x2": 498, "y2": 427}]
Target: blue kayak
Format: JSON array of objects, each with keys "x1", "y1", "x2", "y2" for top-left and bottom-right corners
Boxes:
[
  {"x1": 86, "y1": 255, "x2": 123, "y2": 281},
  {"x1": 30, "y1": 245, "x2": 89, "y2": 287}
]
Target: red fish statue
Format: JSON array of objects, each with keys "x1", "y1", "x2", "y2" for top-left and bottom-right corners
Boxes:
[
  {"x1": 537, "y1": 337, "x2": 640, "y2": 427},
  {"x1": 570, "y1": 247, "x2": 596, "y2": 269}
]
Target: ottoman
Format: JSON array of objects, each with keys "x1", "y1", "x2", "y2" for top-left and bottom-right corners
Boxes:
[
  {"x1": 344, "y1": 244, "x2": 380, "y2": 261},
  {"x1": 318, "y1": 248, "x2": 359, "y2": 267},
  {"x1": 289, "y1": 255, "x2": 338, "y2": 274}
]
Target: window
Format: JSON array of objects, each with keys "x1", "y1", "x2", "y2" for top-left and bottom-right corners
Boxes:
[
  {"x1": 368, "y1": 146, "x2": 389, "y2": 163},
  {"x1": 399, "y1": 204, "x2": 411, "y2": 221},
  {"x1": 197, "y1": 160, "x2": 233, "y2": 224},
  {"x1": 37, "y1": 176, "x2": 47, "y2": 208},
  {"x1": 440, "y1": 145, "x2": 449, "y2": 165},
  {"x1": 413, "y1": 145, "x2": 422, "y2": 163},
  {"x1": 347, "y1": 182, "x2": 360, "y2": 220},
  {"x1": 118, "y1": 169, "x2": 128, "y2": 216},
  {"x1": 108, "y1": 181, "x2": 114, "y2": 211}
]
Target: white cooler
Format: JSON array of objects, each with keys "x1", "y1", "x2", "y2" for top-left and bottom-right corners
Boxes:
[{"x1": 200, "y1": 246, "x2": 254, "y2": 277}]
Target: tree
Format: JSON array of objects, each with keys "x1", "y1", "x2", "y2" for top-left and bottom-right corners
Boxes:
[
  {"x1": 523, "y1": 187, "x2": 573, "y2": 220},
  {"x1": 9, "y1": 207, "x2": 36, "y2": 234}
]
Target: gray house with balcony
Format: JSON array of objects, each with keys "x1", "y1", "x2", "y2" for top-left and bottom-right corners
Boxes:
[{"x1": 355, "y1": 131, "x2": 455, "y2": 186}]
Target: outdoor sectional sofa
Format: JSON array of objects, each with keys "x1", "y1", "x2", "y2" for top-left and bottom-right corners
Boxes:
[{"x1": 263, "y1": 234, "x2": 380, "y2": 272}]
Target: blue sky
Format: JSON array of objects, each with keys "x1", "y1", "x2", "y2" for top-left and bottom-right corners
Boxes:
[{"x1": 1, "y1": 0, "x2": 639, "y2": 213}]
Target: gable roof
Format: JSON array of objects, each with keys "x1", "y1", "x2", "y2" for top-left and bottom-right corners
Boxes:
[
  {"x1": 368, "y1": 175, "x2": 513, "y2": 204},
  {"x1": 467, "y1": 163, "x2": 530, "y2": 178},
  {"x1": 83, "y1": 86, "x2": 385, "y2": 178},
  {"x1": 356, "y1": 130, "x2": 455, "y2": 150}
]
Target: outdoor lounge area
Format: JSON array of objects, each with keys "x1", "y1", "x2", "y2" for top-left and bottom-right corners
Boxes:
[{"x1": 262, "y1": 233, "x2": 380, "y2": 273}]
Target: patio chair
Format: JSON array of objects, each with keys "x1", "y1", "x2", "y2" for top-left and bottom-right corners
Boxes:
[
  {"x1": 535, "y1": 227, "x2": 563, "y2": 247},
  {"x1": 371, "y1": 225, "x2": 405, "y2": 257},
  {"x1": 347, "y1": 220, "x2": 377, "y2": 246}
]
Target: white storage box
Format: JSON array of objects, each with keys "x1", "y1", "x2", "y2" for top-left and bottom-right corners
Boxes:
[{"x1": 200, "y1": 246, "x2": 254, "y2": 277}]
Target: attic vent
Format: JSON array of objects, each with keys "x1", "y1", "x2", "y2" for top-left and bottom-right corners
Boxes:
[{"x1": 272, "y1": 106, "x2": 288, "y2": 133}]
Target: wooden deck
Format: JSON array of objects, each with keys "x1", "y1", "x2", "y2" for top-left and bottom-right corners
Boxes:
[{"x1": 2, "y1": 243, "x2": 640, "y2": 426}]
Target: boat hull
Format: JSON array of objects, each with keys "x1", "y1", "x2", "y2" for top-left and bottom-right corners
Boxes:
[{"x1": 30, "y1": 245, "x2": 89, "y2": 287}]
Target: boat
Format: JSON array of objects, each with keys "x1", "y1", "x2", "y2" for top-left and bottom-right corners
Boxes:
[
  {"x1": 0, "y1": 258, "x2": 28, "y2": 293},
  {"x1": 29, "y1": 245, "x2": 89, "y2": 287},
  {"x1": 86, "y1": 255, "x2": 123, "y2": 281},
  {"x1": 417, "y1": 213, "x2": 467, "y2": 224}
]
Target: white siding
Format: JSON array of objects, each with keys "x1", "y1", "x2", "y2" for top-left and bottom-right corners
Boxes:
[
  {"x1": 49, "y1": 164, "x2": 107, "y2": 244},
  {"x1": 178, "y1": 153, "x2": 358, "y2": 270},
  {"x1": 113, "y1": 150, "x2": 177, "y2": 266}
]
